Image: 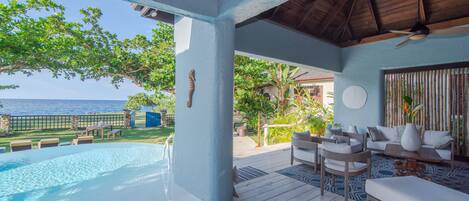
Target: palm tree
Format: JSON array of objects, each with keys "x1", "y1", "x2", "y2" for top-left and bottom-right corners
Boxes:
[{"x1": 268, "y1": 64, "x2": 299, "y2": 115}]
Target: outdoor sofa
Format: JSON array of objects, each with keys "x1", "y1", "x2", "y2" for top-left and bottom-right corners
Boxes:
[{"x1": 366, "y1": 126, "x2": 454, "y2": 161}]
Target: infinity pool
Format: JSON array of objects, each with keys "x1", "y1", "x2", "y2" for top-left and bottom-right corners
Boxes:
[{"x1": 0, "y1": 143, "x2": 199, "y2": 201}]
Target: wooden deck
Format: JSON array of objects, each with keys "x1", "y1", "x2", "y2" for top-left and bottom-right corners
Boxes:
[{"x1": 233, "y1": 141, "x2": 344, "y2": 201}]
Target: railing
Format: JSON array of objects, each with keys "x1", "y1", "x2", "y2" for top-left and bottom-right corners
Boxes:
[
  {"x1": 7, "y1": 113, "x2": 126, "y2": 131},
  {"x1": 78, "y1": 114, "x2": 125, "y2": 128},
  {"x1": 162, "y1": 113, "x2": 175, "y2": 127},
  {"x1": 262, "y1": 124, "x2": 294, "y2": 147}
]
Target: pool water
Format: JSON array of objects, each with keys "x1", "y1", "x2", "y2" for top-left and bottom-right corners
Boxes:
[{"x1": 0, "y1": 143, "x2": 199, "y2": 201}]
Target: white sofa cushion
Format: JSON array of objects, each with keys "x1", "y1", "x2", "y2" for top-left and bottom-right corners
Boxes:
[
  {"x1": 293, "y1": 147, "x2": 317, "y2": 163},
  {"x1": 366, "y1": 176, "x2": 469, "y2": 201},
  {"x1": 423, "y1": 131, "x2": 451, "y2": 148},
  {"x1": 377, "y1": 126, "x2": 400, "y2": 142}
]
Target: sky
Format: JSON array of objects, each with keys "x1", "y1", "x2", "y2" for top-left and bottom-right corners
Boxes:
[{"x1": 0, "y1": 0, "x2": 159, "y2": 100}]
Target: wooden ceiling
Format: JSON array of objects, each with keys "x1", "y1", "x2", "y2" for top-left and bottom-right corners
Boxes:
[{"x1": 253, "y1": 0, "x2": 469, "y2": 47}]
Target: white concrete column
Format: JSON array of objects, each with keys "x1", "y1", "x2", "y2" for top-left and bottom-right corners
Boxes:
[{"x1": 173, "y1": 16, "x2": 235, "y2": 201}]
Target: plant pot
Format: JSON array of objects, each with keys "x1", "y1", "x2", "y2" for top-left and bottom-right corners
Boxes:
[
  {"x1": 401, "y1": 123, "x2": 421, "y2": 152},
  {"x1": 237, "y1": 125, "x2": 247, "y2": 137}
]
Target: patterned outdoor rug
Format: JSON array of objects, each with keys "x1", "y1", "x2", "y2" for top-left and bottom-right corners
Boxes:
[
  {"x1": 237, "y1": 166, "x2": 268, "y2": 183},
  {"x1": 277, "y1": 154, "x2": 469, "y2": 201}
]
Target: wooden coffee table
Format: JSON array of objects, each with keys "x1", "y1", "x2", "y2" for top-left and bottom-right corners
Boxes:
[{"x1": 384, "y1": 144, "x2": 442, "y2": 179}]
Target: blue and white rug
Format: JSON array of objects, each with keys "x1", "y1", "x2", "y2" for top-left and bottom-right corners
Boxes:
[
  {"x1": 237, "y1": 166, "x2": 268, "y2": 183},
  {"x1": 277, "y1": 154, "x2": 469, "y2": 201}
]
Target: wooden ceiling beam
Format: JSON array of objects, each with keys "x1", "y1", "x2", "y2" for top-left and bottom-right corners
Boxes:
[
  {"x1": 297, "y1": 0, "x2": 320, "y2": 29},
  {"x1": 140, "y1": 7, "x2": 151, "y2": 16},
  {"x1": 367, "y1": 0, "x2": 381, "y2": 33},
  {"x1": 270, "y1": 5, "x2": 282, "y2": 19},
  {"x1": 318, "y1": 0, "x2": 349, "y2": 36},
  {"x1": 334, "y1": 0, "x2": 358, "y2": 41},
  {"x1": 341, "y1": 16, "x2": 469, "y2": 47},
  {"x1": 418, "y1": 0, "x2": 427, "y2": 24}
]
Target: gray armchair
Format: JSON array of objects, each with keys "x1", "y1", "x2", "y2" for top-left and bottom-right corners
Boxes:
[
  {"x1": 320, "y1": 147, "x2": 372, "y2": 201},
  {"x1": 291, "y1": 131, "x2": 320, "y2": 172}
]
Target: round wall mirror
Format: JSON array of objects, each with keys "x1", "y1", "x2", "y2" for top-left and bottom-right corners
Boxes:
[{"x1": 342, "y1": 85, "x2": 367, "y2": 109}]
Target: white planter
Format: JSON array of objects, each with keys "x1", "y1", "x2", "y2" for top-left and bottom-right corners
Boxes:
[{"x1": 401, "y1": 123, "x2": 421, "y2": 151}]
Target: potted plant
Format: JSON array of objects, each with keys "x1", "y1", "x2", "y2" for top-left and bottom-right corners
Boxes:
[{"x1": 401, "y1": 95, "x2": 424, "y2": 151}]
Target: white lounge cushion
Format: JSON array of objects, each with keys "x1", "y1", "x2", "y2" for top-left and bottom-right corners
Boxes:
[
  {"x1": 366, "y1": 176, "x2": 469, "y2": 201},
  {"x1": 294, "y1": 147, "x2": 318, "y2": 163},
  {"x1": 377, "y1": 126, "x2": 400, "y2": 142},
  {"x1": 423, "y1": 131, "x2": 451, "y2": 149}
]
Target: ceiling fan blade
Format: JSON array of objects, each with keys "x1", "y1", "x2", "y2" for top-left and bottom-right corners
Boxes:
[
  {"x1": 430, "y1": 27, "x2": 469, "y2": 36},
  {"x1": 389, "y1": 30, "x2": 414, "y2": 35},
  {"x1": 395, "y1": 37, "x2": 412, "y2": 48}
]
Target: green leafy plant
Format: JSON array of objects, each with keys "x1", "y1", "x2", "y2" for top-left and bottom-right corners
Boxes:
[
  {"x1": 402, "y1": 95, "x2": 423, "y2": 123},
  {"x1": 268, "y1": 64, "x2": 299, "y2": 115},
  {"x1": 268, "y1": 87, "x2": 334, "y2": 144}
]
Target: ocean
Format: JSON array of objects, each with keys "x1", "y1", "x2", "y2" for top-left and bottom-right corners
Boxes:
[{"x1": 0, "y1": 99, "x2": 127, "y2": 115}]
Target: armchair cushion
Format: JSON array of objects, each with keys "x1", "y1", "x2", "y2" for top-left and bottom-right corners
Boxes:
[
  {"x1": 322, "y1": 142, "x2": 355, "y2": 169},
  {"x1": 326, "y1": 161, "x2": 367, "y2": 173},
  {"x1": 325, "y1": 127, "x2": 342, "y2": 138},
  {"x1": 293, "y1": 148, "x2": 318, "y2": 163},
  {"x1": 293, "y1": 131, "x2": 311, "y2": 141},
  {"x1": 423, "y1": 131, "x2": 451, "y2": 149}
]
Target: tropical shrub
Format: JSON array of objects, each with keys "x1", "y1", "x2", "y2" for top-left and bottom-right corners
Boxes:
[{"x1": 268, "y1": 87, "x2": 334, "y2": 144}]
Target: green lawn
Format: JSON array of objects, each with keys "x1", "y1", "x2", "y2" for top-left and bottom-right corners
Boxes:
[{"x1": 0, "y1": 127, "x2": 174, "y2": 152}]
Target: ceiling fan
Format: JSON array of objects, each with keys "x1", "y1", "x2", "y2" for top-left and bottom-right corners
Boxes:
[{"x1": 389, "y1": 0, "x2": 469, "y2": 48}]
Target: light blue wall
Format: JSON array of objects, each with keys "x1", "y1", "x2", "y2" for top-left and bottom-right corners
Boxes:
[
  {"x1": 173, "y1": 17, "x2": 234, "y2": 201},
  {"x1": 235, "y1": 20, "x2": 341, "y2": 72},
  {"x1": 335, "y1": 35, "x2": 469, "y2": 129}
]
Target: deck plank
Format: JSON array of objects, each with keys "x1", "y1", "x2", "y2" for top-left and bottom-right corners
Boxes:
[{"x1": 234, "y1": 144, "x2": 343, "y2": 201}]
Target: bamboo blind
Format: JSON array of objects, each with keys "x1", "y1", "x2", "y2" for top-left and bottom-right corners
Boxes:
[{"x1": 384, "y1": 67, "x2": 469, "y2": 155}]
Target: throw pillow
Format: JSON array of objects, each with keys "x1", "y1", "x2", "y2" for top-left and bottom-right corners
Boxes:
[
  {"x1": 377, "y1": 126, "x2": 399, "y2": 142},
  {"x1": 293, "y1": 131, "x2": 311, "y2": 141},
  {"x1": 367, "y1": 127, "x2": 386, "y2": 141},
  {"x1": 325, "y1": 127, "x2": 342, "y2": 139}
]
